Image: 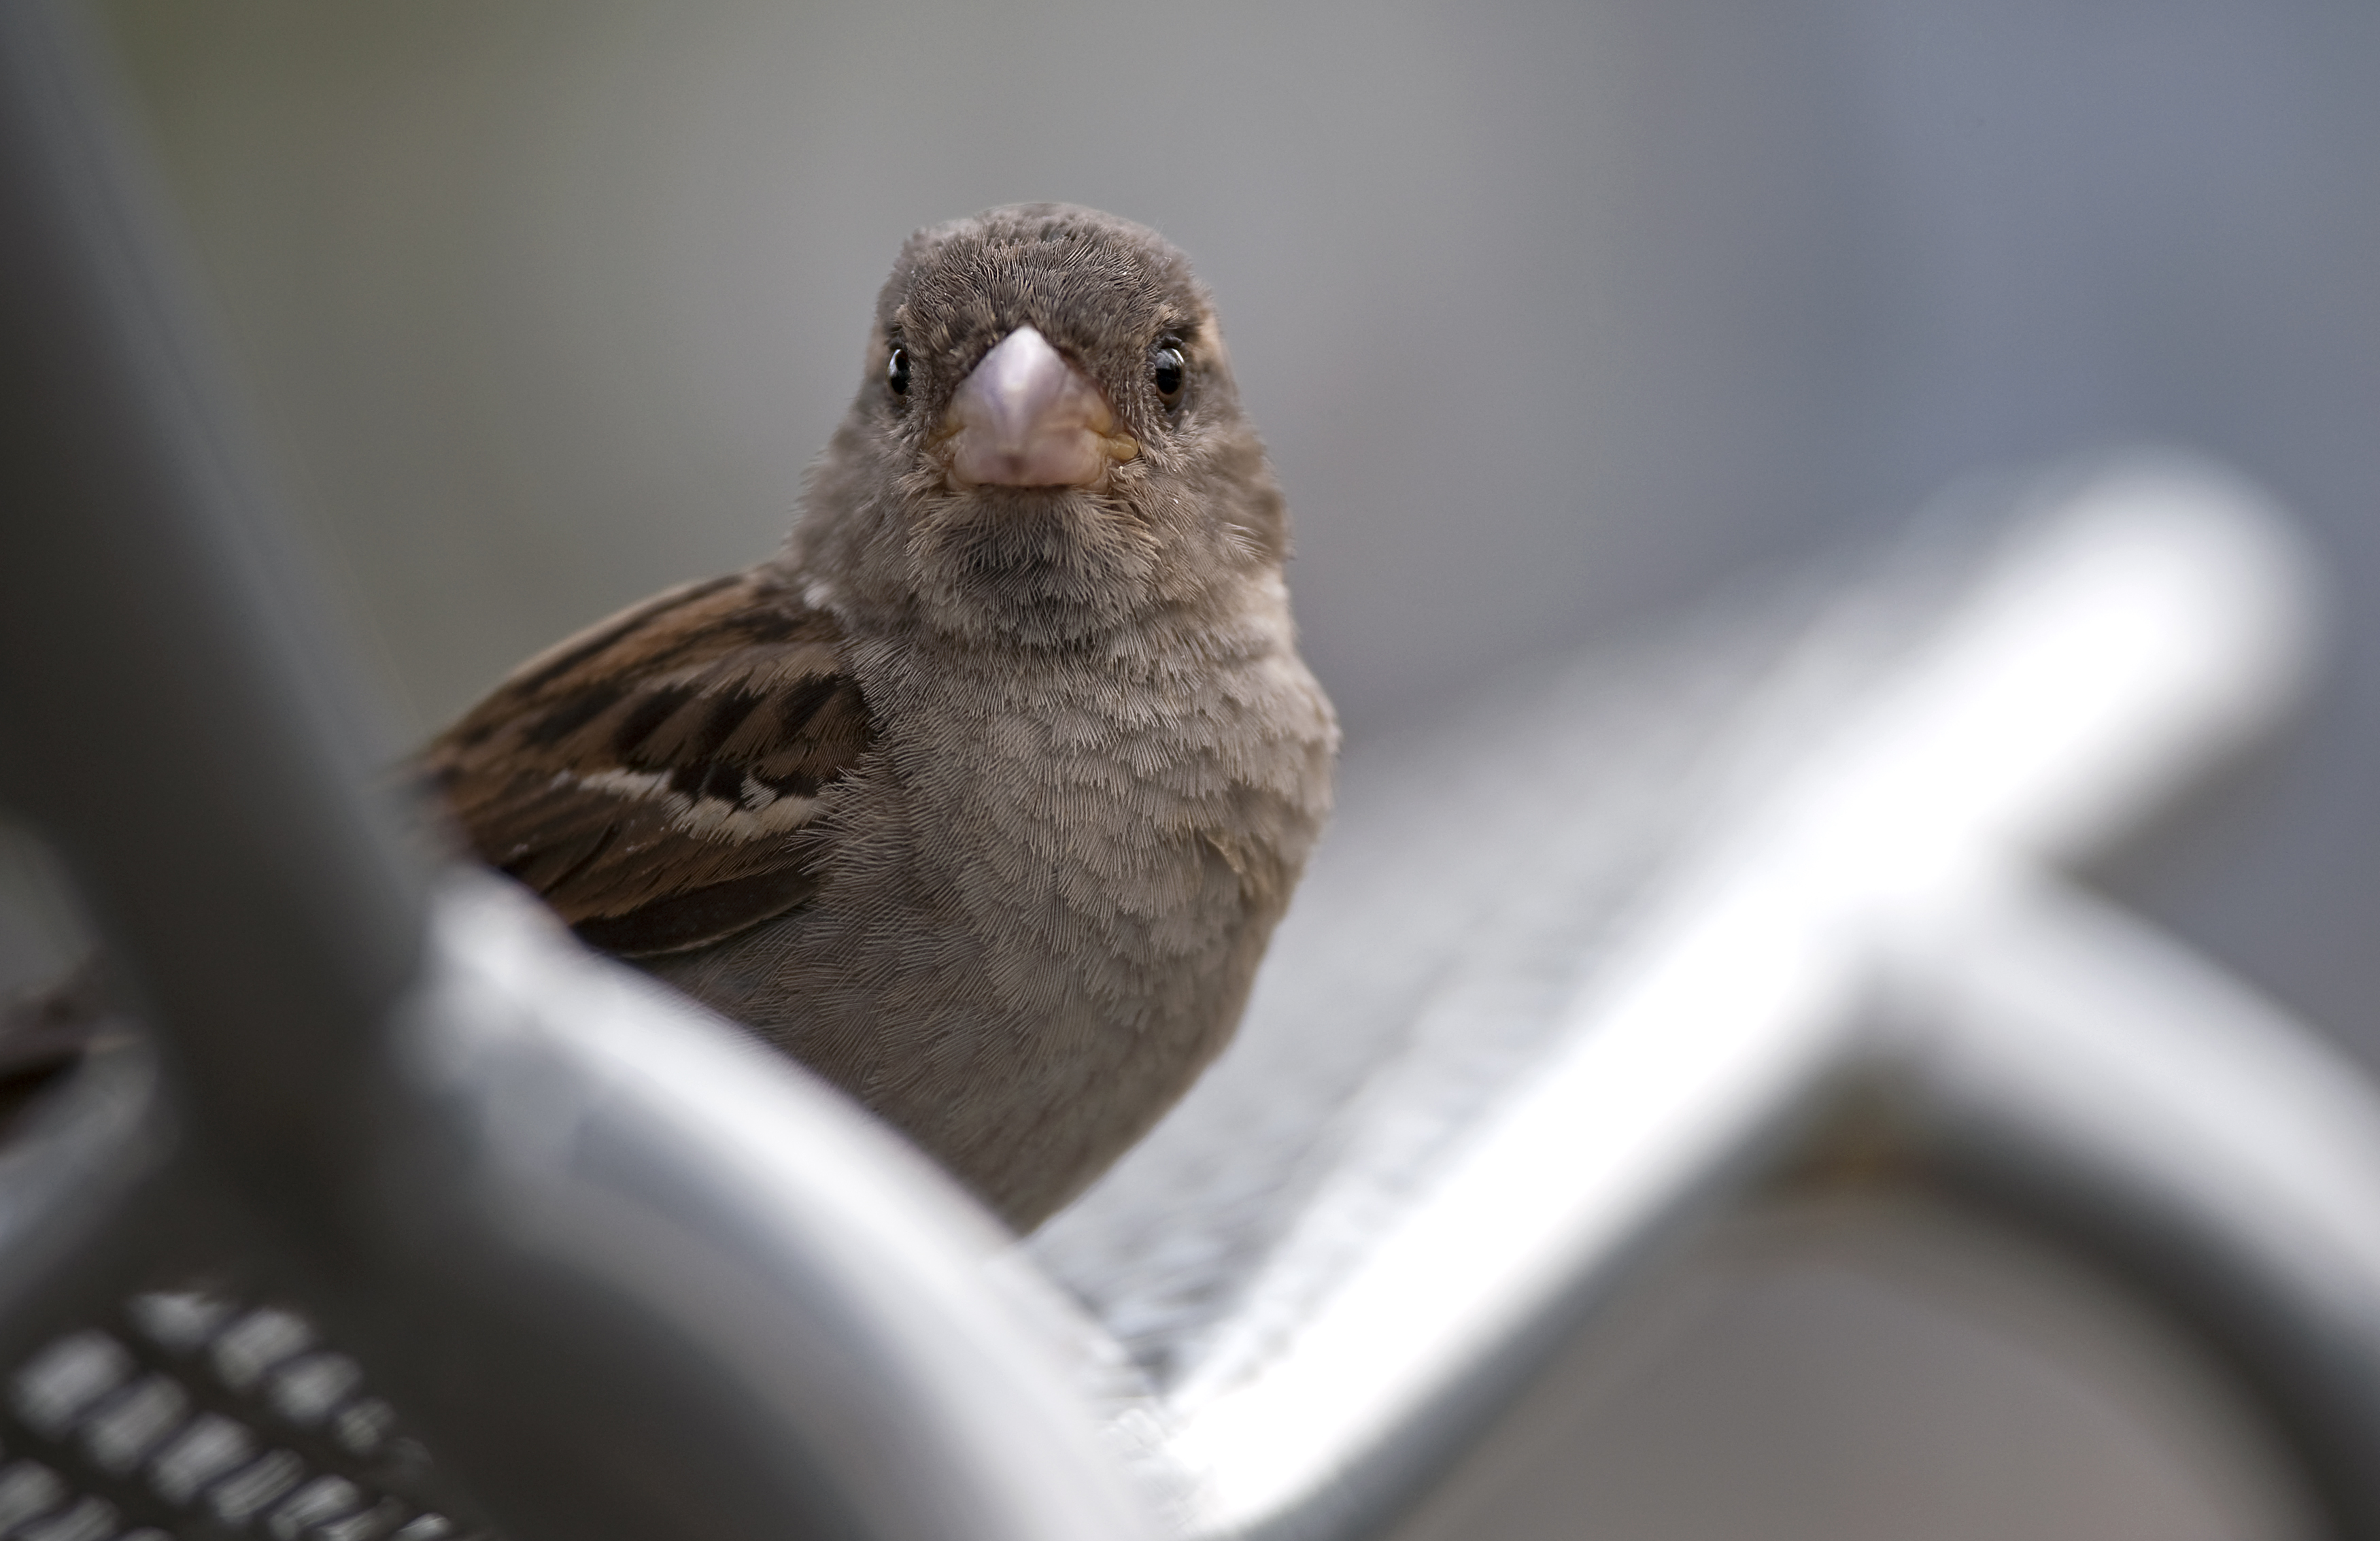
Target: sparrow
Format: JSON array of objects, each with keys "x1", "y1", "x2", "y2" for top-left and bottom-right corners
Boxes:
[{"x1": 423, "y1": 204, "x2": 1338, "y2": 1230}]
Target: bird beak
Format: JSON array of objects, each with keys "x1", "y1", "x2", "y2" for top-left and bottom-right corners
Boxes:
[{"x1": 942, "y1": 326, "x2": 1140, "y2": 488}]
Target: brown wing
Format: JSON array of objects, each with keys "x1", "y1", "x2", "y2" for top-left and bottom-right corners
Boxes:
[{"x1": 423, "y1": 570, "x2": 871, "y2": 958}]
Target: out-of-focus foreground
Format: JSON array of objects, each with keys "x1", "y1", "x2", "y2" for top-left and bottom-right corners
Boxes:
[{"x1": 1, "y1": 3, "x2": 2375, "y2": 1538}]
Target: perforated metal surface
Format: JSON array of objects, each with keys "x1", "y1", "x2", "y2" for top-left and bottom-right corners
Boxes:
[{"x1": 1, "y1": 1291, "x2": 483, "y2": 1541}]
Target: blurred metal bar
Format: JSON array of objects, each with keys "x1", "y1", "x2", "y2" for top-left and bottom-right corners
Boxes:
[
  {"x1": 1153, "y1": 462, "x2": 2335, "y2": 1540},
  {"x1": 373, "y1": 877, "x2": 1160, "y2": 1541},
  {"x1": 0, "y1": 7, "x2": 424, "y2": 1196},
  {"x1": 0, "y1": 8, "x2": 1156, "y2": 1541},
  {"x1": 1899, "y1": 873, "x2": 2380, "y2": 1540},
  {"x1": 0, "y1": 0, "x2": 420, "y2": 1251}
]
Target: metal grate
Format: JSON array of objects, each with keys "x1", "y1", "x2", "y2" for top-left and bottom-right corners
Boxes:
[{"x1": 1, "y1": 1292, "x2": 487, "y2": 1541}]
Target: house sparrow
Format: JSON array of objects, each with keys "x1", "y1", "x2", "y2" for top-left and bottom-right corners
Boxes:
[{"x1": 424, "y1": 205, "x2": 1338, "y2": 1230}]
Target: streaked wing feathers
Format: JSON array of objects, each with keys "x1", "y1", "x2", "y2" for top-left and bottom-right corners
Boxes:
[{"x1": 425, "y1": 571, "x2": 870, "y2": 957}]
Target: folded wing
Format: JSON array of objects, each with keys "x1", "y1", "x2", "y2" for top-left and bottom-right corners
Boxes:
[{"x1": 424, "y1": 571, "x2": 871, "y2": 958}]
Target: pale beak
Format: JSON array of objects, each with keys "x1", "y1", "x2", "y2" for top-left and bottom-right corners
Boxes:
[{"x1": 944, "y1": 325, "x2": 1139, "y2": 488}]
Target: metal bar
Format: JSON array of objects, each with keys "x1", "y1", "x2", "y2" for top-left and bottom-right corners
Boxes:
[
  {"x1": 375, "y1": 875, "x2": 1162, "y2": 1541},
  {"x1": 1894, "y1": 873, "x2": 2380, "y2": 1539},
  {"x1": 0, "y1": 0, "x2": 422, "y2": 1218}
]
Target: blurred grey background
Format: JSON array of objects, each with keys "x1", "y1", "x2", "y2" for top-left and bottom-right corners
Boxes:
[{"x1": 76, "y1": 1, "x2": 2380, "y2": 1536}]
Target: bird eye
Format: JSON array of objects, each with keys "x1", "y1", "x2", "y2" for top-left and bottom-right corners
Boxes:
[
  {"x1": 886, "y1": 344, "x2": 911, "y2": 397},
  {"x1": 1151, "y1": 341, "x2": 1186, "y2": 405}
]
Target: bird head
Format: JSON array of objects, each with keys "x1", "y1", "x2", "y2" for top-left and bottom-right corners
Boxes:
[{"x1": 792, "y1": 205, "x2": 1289, "y2": 647}]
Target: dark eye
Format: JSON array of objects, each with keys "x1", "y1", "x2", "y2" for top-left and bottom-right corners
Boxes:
[
  {"x1": 886, "y1": 344, "x2": 910, "y2": 397},
  {"x1": 1151, "y1": 341, "x2": 1186, "y2": 405}
]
